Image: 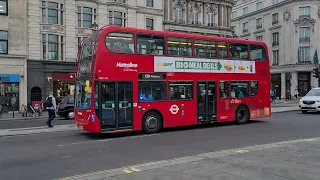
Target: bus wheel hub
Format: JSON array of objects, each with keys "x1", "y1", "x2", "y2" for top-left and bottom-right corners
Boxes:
[{"x1": 146, "y1": 116, "x2": 158, "y2": 129}]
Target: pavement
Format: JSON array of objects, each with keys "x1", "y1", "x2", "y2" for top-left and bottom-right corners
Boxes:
[
  {"x1": 68, "y1": 137, "x2": 320, "y2": 180},
  {"x1": 1, "y1": 111, "x2": 320, "y2": 180}
]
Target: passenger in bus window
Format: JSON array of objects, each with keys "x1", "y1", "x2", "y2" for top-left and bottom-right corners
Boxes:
[
  {"x1": 124, "y1": 43, "x2": 133, "y2": 54},
  {"x1": 231, "y1": 89, "x2": 236, "y2": 98}
]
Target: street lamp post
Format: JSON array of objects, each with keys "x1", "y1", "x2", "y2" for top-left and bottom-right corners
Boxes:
[{"x1": 91, "y1": 22, "x2": 98, "y2": 32}]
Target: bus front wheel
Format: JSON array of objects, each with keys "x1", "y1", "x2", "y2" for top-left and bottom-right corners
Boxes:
[
  {"x1": 235, "y1": 106, "x2": 250, "y2": 125},
  {"x1": 142, "y1": 111, "x2": 162, "y2": 134}
]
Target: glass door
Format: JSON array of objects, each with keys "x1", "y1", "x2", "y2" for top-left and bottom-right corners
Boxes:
[
  {"x1": 99, "y1": 82, "x2": 133, "y2": 131},
  {"x1": 197, "y1": 81, "x2": 217, "y2": 123}
]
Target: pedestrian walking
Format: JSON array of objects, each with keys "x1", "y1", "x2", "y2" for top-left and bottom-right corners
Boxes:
[{"x1": 44, "y1": 92, "x2": 57, "y2": 127}]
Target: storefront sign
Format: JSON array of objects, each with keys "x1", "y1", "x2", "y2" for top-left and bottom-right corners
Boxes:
[
  {"x1": 0, "y1": 74, "x2": 20, "y2": 83},
  {"x1": 154, "y1": 57, "x2": 255, "y2": 74}
]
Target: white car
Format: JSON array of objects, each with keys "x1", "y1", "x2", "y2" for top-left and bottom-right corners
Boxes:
[{"x1": 299, "y1": 87, "x2": 320, "y2": 113}]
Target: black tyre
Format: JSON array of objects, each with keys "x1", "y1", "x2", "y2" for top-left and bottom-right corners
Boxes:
[
  {"x1": 142, "y1": 111, "x2": 162, "y2": 134},
  {"x1": 301, "y1": 110, "x2": 308, "y2": 114},
  {"x1": 235, "y1": 105, "x2": 250, "y2": 125}
]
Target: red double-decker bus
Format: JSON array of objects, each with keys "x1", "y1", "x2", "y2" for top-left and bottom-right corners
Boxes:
[{"x1": 75, "y1": 26, "x2": 271, "y2": 134}]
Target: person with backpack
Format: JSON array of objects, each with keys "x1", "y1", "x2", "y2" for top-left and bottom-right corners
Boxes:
[{"x1": 44, "y1": 92, "x2": 57, "y2": 127}]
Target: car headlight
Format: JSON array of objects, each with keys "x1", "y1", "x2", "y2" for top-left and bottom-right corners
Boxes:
[
  {"x1": 299, "y1": 99, "x2": 302, "y2": 102},
  {"x1": 316, "y1": 100, "x2": 320, "y2": 103}
]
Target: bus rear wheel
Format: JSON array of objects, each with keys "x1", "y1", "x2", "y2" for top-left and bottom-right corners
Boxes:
[
  {"x1": 235, "y1": 106, "x2": 250, "y2": 125},
  {"x1": 142, "y1": 111, "x2": 162, "y2": 134}
]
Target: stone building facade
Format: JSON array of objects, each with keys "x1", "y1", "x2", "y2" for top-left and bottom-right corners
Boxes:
[
  {"x1": 0, "y1": 0, "x2": 27, "y2": 112},
  {"x1": 26, "y1": 0, "x2": 164, "y2": 103},
  {"x1": 231, "y1": 0, "x2": 320, "y2": 99}
]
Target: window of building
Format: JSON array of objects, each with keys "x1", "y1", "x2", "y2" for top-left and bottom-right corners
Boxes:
[
  {"x1": 41, "y1": 1, "x2": 64, "y2": 25},
  {"x1": 256, "y1": 2, "x2": 263, "y2": 10},
  {"x1": 299, "y1": 6, "x2": 310, "y2": 18},
  {"x1": 0, "y1": 0, "x2": 8, "y2": 15},
  {"x1": 146, "y1": 0, "x2": 153, "y2": 7},
  {"x1": 207, "y1": 11, "x2": 215, "y2": 26},
  {"x1": 231, "y1": 11, "x2": 237, "y2": 19},
  {"x1": 251, "y1": 81, "x2": 258, "y2": 96},
  {"x1": 243, "y1": 22, "x2": 248, "y2": 33},
  {"x1": 114, "y1": 0, "x2": 126, "y2": 3},
  {"x1": 146, "y1": 18, "x2": 154, "y2": 30},
  {"x1": 298, "y1": 47, "x2": 310, "y2": 63},
  {"x1": 272, "y1": 32, "x2": 279, "y2": 46},
  {"x1": 77, "y1": 7, "x2": 96, "y2": 28},
  {"x1": 137, "y1": 34, "x2": 164, "y2": 55},
  {"x1": 0, "y1": 30, "x2": 8, "y2": 54},
  {"x1": 218, "y1": 42, "x2": 228, "y2": 58},
  {"x1": 272, "y1": 50, "x2": 279, "y2": 65},
  {"x1": 31, "y1": 87, "x2": 42, "y2": 102},
  {"x1": 250, "y1": 44, "x2": 266, "y2": 60},
  {"x1": 169, "y1": 81, "x2": 193, "y2": 100},
  {"x1": 299, "y1": 27, "x2": 310, "y2": 43},
  {"x1": 230, "y1": 81, "x2": 249, "y2": 98},
  {"x1": 174, "y1": 4, "x2": 183, "y2": 21},
  {"x1": 42, "y1": 34, "x2": 64, "y2": 60},
  {"x1": 229, "y1": 43, "x2": 248, "y2": 59},
  {"x1": 194, "y1": 39, "x2": 216, "y2": 58},
  {"x1": 191, "y1": 7, "x2": 199, "y2": 24},
  {"x1": 272, "y1": 13, "x2": 278, "y2": 24},
  {"x1": 109, "y1": 11, "x2": 126, "y2": 27},
  {"x1": 138, "y1": 81, "x2": 166, "y2": 102},
  {"x1": 256, "y1": 35, "x2": 263, "y2": 41},
  {"x1": 105, "y1": 32, "x2": 134, "y2": 54},
  {"x1": 243, "y1": 7, "x2": 248, "y2": 15},
  {"x1": 256, "y1": 18, "x2": 262, "y2": 29},
  {"x1": 167, "y1": 37, "x2": 192, "y2": 56},
  {"x1": 219, "y1": 81, "x2": 229, "y2": 98},
  {"x1": 273, "y1": 0, "x2": 279, "y2": 4}
]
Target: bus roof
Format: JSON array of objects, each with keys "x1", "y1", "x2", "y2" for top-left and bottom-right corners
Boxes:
[{"x1": 94, "y1": 25, "x2": 267, "y2": 47}]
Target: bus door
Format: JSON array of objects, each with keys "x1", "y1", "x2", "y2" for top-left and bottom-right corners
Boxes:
[
  {"x1": 197, "y1": 81, "x2": 217, "y2": 123},
  {"x1": 98, "y1": 82, "x2": 133, "y2": 131}
]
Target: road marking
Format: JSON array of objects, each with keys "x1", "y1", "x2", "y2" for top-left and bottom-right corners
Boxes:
[
  {"x1": 59, "y1": 137, "x2": 320, "y2": 180},
  {"x1": 129, "y1": 167, "x2": 140, "y2": 172},
  {"x1": 234, "y1": 149, "x2": 249, "y2": 153},
  {"x1": 57, "y1": 134, "x2": 159, "y2": 147},
  {"x1": 123, "y1": 169, "x2": 132, "y2": 173}
]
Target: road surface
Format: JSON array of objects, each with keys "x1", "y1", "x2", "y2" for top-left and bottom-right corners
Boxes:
[{"x1": 0, "y1": 111, "x2": 319, "y2": 180}]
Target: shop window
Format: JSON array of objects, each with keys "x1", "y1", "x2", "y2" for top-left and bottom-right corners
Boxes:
[
  {"x1": 105, "y1": 32, "x2": 134, "y2": 54},
  {"x1": 194, "y1": 39, "x2": 216, "y2": 58},
  {"x1": 169, "y1": 81, "x2": 193, "y2": 100},
  {"x1": 137, "y1": 34, "x2": 164, "y2": 55},
  {"x1": 167, "y1": 37, "x2": 192, "y2": 57},
  {"x1": 229, "y1": 43, "x2": 248, "y2": 59},
  {"x1": 138, "y1": 81, "x2": 166, "y2": 102},
  {"x1": 219, "y1": 81, "x2": 229, "y2": 98},
  {"x1": 0, "y1": 83, "x2": 19, "y2": 111},
  {"x1": 230, "y1": 81, "x2": 249, "y2": 98},
  {"x1": 31, "y1": 87, "x2": 42, "y2": 101},
  {"x1": 250, "y1": 44, "x2": 266, "y2": 60},
  {"x1": 251, "y1": 81, "x2": 258, "y2": 96},
  {"x1": 218, "y1": 42, "x2": 228, "y2": 58}
]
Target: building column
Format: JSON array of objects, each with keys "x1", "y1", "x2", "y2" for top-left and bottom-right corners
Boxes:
[
  {"x1": 218, "y1": 4, "x2": 222, "y2": 26},
  {"x1": 291, "y1": 72, "x2": 298, "y2": 97},
  {"x1": 281, "y1": 73, "x2": 286, "y2": 99}
]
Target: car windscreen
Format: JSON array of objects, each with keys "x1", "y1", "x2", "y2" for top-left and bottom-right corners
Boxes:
[{"x1": 305, "y1": 89, "x2": 320, "y2": 96}]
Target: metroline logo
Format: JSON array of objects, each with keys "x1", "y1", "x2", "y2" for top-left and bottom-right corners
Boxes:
[{"x1": 116, "y1": 62, "x2": 138, "y2": 68}]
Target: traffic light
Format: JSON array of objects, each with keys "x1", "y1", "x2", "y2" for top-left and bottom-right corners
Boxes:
[{"x1": 313, "y1": 67, "x2": 319, "y2": 78}]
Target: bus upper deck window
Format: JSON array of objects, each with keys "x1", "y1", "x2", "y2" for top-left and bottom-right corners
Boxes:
[
  {"x1": 105, "y1": 32, "x2": 135, "y2": 54},
  {"x1": 250, "y1": 44, "x2": 266, "y2": 60}
]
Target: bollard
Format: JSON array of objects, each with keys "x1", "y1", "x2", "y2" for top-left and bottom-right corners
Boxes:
[{"x1": 0, "y1": 105, "x2": 2, "y2": 119}]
